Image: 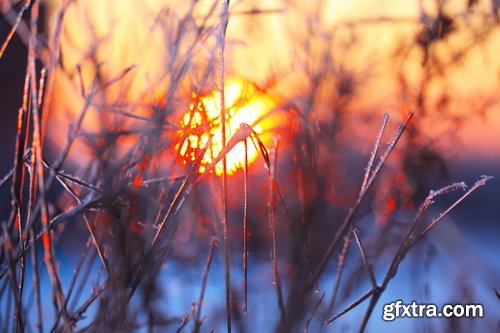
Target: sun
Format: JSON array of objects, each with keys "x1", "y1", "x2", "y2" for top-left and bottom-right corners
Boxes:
[{"x1": 176, "y1": 78, "x2": 274, "y2": 176}]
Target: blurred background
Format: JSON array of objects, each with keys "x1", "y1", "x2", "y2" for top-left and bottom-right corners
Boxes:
[{"x1": 1, "y1": 0, "x2": 499, "y2": 331}]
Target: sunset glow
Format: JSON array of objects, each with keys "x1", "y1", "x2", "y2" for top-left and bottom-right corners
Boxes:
[
  {"x1": 44, "y1": 0, "x2": 500, "y2": 165},
  {"x1": 176, "y1": 78, "x2": 274, "y2": 176}
]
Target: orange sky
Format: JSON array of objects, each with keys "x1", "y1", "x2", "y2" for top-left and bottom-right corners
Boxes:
[{"x1": 44, "y1": 0, "x2": 500, "y2": 164}]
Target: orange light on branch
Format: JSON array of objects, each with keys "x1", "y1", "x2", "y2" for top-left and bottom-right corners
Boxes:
[{"x1": 176, "y1": 78, "x2": 274, "y2": 176}]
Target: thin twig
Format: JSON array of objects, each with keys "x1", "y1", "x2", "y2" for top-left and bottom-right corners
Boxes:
[
  {"x1": 217, "y1": 1, "x2": 232, "y2": 331},
  {"x1": 419, "y1": 176, "x2": 493, "y2": 238},
  {"x1": 313, "y1": 112, "x2": 413, "y2": 285},
  {"x1": 70, "y1": 283, "x2": 107, "y2": 326},
  {"x1": 361, "y1": 113, "x2": 389, "y2": 192},
  {"x1": 0, "y1": 0, "x2": 30, "y2": 60},
  {"x1": 243, "y1": 139, "x2": 249, "y2": 313},
  {"x1": 326, "y1": 289, "x2": 374, "y2": 324},
  {"x1": 30, "y1": 228, "x2": 43, "y2": 333},
  {"x1": 65, "y1": 237, "x2": 93, "y2": 312},
  {"x1": 268, "y1": 138, "x2": 287, "y2": 321},
  {"x1": 2, "y1": 223, "x2": 24, "y2": 332},
  {"x1": 304, "y1": 292, "x2": 325, "y2": 333},
  {"x1": 352, "y1": 229, "x2": 377, "y2": 289},
  {"x1": 325, "y1": 231, "x2": 353, "y2": 322},
  {"x1": 358, "y1": 176, "x2": 492, "y2": 332},
  {"x1": 193, "y1": 239, "x2": 218, "y2": 332},
  {"x1": 176, "y1": 314, "x2": 190, "y2": 333}
]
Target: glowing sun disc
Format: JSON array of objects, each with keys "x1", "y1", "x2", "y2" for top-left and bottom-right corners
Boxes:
[{"x1": 176, "y1": 78, "x2": 274, "y2": 176}]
